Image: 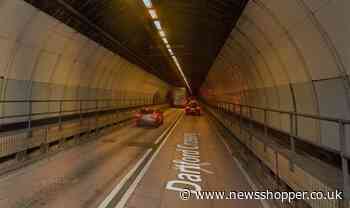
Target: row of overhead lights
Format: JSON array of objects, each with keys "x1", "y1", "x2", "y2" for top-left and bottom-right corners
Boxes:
[{"x1": 142, "y1": 0, "x2": 192, "y2": 94}]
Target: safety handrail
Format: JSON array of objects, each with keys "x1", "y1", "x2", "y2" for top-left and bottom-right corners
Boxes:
[
  {"x1": 0, "y1": 98, "x2": 143, "y2": 103},
  {"x1": 205, "y1": 99, "x2": 350, "y2": 199},
  {"x1": 214, "y1": 100, "x2": 350, "y2": 124},
  {"x1": 0, "y1": 97, "x2": 164, "y2": 128}
]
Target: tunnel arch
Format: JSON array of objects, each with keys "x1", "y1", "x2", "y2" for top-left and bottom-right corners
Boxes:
[
  {"x1": 201, "y1": 0, "x2": 350, "y2": 153},
  {"x1": 0, "y1": 0, "x2": 170, "y2": 124}
]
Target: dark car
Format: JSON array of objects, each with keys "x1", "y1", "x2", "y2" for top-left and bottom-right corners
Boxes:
[
  {"x1": 135, "y1": 108, "x2": 164, "y2": 127},
  {"x1": 185, "y1": 101, "x2": 201, "y2": 116}
]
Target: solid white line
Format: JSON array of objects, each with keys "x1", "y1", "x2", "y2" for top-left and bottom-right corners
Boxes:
[
  {"x1": 98, "y1": 112, "x2": 183, "y2": 208},
  {"x1": 219, "y1": 131, "x2": 270, "y2": 208},
  {"x1": 114, "y1": 113, "x2": 184, "y2": 208},
  {"x1": 154, "y1": 120, "x2": 174, "y2": 145},
  {"x1": 154, "y1": 112, "x2": 182, "y2": 144},
  {"x1": 97, "y1": 148, "x2": 152, "y2": 208}
]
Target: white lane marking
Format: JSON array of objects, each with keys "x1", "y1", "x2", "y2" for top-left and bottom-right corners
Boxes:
[
  {"x1": 219, "y1": 134, "x2": 270, "y2": 208},
  {"x1": 0, "y1": 110, "x2": 176, "y2": 186},
  {"x1": 114, "y1": 113, "x2": 184, "y2": 208},
  {"x1": 0, "y1": 110, "x2": 176, "y2": 183},
  {"x1": 98, "y1": 112, "x2": 183, "y2": 208},
  {"x1": 154, "y1": 112, "x2": 182, "y2": 145},
  {"x1": 97, "y1": 148, "x2": 152, "y2": 208}
]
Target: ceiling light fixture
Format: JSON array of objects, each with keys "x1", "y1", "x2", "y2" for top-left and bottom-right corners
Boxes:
[
  {"x1": 159, "y1": 30, "x2": 165, "y2": 37},
  {"x1": 148, "y1": 9, "x2": 158, "y2": 19},
  {"x1": 162, "y1": 37, "x2": 169, "y2": 44},
  {"x1": 143, "y1": 0, "x2": 192, "y2": 93},
  {"x1": 168, "y1": 49, "x2": 174, "y2": 55},
  {"x1": 142, "y1": 0, "x2": 153, "y2": 8},
  {"x1": 154, "y1": 21, "x2": 162, "y2": 30}
]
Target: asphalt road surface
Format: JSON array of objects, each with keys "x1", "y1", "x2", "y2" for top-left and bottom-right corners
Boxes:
[
  {"x1": 0, "y1": 109, "x2": 262, "y2": 208},
  {"x1": 0, "y1": 109, "x2": 181, "y2": 208}
]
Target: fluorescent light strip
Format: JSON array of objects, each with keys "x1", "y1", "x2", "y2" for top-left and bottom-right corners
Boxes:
[
  {"x1": 159, "y1": 30, "x2": 165, "y2": 37},
  {"x1": 172, "y1": 58, "x2": 191, "y2": 93},
  {"x1": 162, "y1": 38, "x2": 168, "y2": 44},
  {"x1": 148, "y1": 9, "x2": 158, "y2": 19},
  {"x1": 144, "y1": 2, "x2": 192, "y2": 93},
  {"x1": 142, "y1": 0, "x2": 153, "y2": 8},
  {"x1": 154, "y1": 21, "x2": 162, "y2": 30}
]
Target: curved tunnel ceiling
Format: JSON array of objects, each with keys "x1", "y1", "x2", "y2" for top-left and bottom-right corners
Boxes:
[{"x1": 23, "y1": 0, "x2": 248, "y2": 93}]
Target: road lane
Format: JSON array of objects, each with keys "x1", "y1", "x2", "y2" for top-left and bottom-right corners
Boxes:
[
  {"x1": 124, "y1": 113, "x2": 263, "y2": 208},
  {"x1": 0, "y1": 108, "x2": 181, "y2": 208}
]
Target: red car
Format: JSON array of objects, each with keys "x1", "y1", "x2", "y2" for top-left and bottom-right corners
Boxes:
[
  {"x1": 135, "y1": 108, "x2": 164, "y2": 127},
  {"x1": 185, "y1": 101, "x2": 201, "y2": 116}
]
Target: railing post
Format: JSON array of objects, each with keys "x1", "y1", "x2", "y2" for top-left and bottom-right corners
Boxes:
[
  {"x1": 76, "y1": 99, "x2": 83, "y2": 144},
  {"x1": 264, "y1": 109, "x2": 268, "y2": 135},
  {"x1": 289, "y1": 113, "x2": 296, "y2": 171},
  {"x1": 248, "y1": 107, "x2": 253, "y2": 146},
  {"x1": 95, "y1": 100, "x2": 99, "y2": 134},
  {"x1": 229, "y1": 104, "x2": 233, "y2": 126},
  {"x1": 59, "y1": 100, "x2": 63, "y2": 131},
  {"x1": 27, "y1": 100, "x2": 33, "y2": 138},
  {"x1": 115, "y1": 99, "x2": 119, "y2": 124},
  {"x1": 248, "y1": 107, "x2": 252, "y2": 123},
  {"x1": 79, "y1": 100, "x2": 83, "y2": 126},
  {"x1": 239, "y1": 105, "x2": 243, "y2": 135},
  {"x1": 340, "y1": 121, "x2": 350, "y2": 202},
  {"x1": 263, "y1": 109, "x2": 268, "y2": 152}
]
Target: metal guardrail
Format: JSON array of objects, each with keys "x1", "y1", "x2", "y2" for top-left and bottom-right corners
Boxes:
[
  {"x1": 206, "y1": 110, "x2": 309, "y2": 208},
  {"x1": 206, "y1": 99, "x2": 350, "y2": 199},
  {"x1": 0, "y1": 97, "x2": 167, "y2": 160},
  {"x1": 0, "y1": 97, "x2": 157, "y2": 128}
]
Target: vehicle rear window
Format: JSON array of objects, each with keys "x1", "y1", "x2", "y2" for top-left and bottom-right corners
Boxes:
[{"x1": 141, "y1": 109, "x2": 154, "y2": 114}]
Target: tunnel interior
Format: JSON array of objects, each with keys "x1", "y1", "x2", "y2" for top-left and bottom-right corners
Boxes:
[{"x1": 0, "y1": 0, "x2": 349, "y2": 208}]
